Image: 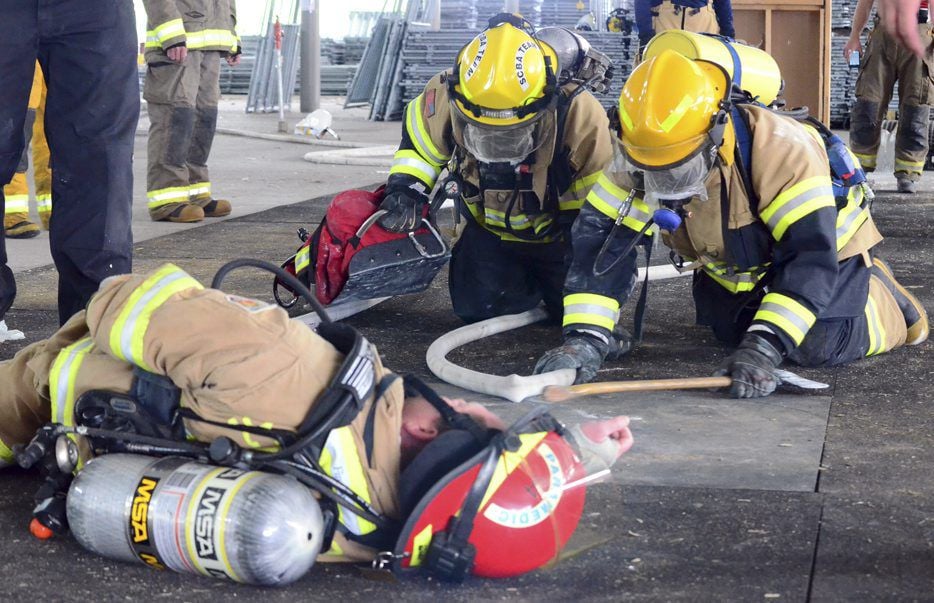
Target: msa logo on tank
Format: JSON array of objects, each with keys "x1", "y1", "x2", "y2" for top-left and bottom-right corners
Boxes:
[
  {"x1": 464, "y1": 33, "x2": 488, "y2": 81},
  {"x1": 129, "y1": 475, "x2": 165, "y2": 569},
  {"x1": 189, "y1": 467, "x2": 246, "y2": 580},
  {"x1": 483, "y1": 443, "x2": 565, "y2": 528},
  {"x1": 514, "y1": 40, "x2": 536, "y2": 91}
]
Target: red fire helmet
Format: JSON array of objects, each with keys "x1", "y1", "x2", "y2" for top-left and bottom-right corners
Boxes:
[{"x1": 392, "y1": 410, "x2": 588, "y2": 582}]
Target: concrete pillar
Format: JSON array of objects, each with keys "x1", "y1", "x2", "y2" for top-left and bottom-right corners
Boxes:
[{"x1": 300, "y1": 0, "x2": 320, "y2": 113}]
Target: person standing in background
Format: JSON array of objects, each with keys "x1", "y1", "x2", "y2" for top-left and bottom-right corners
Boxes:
[
  {"x1": 635, "y1": 0, "x2": 735, "y2": 50},
  {"x1": 845, "y1": 0, "x2": 933, "y2": 193},
  {"x1": 3, "y1": 62, "x2": 52, "y2": 240},
  {"x1": 142, "y1": 0, "x2": 241, "y2": 223},
  {"x1": 0, "y1": 0, "x2": 139, "y2": 327}
]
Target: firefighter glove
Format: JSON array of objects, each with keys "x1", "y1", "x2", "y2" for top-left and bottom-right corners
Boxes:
[
  {"x1": 377, "y1": 188, "x2": 427, "y2": 233},
  {"x1": 714, "y1": 332, "x2": 784, "y2": 399},
  {"x1": 534, "y1": 334, "x2": 607, "y2": 384}
]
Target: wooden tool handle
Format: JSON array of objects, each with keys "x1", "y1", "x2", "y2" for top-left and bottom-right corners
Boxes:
[{"x1": 542, "y1": 376, "x2": 732, "y2": 403}]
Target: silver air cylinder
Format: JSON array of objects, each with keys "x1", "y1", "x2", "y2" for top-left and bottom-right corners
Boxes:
[{"x1": 67, "y1": 454, "x2": 325, "y2": 586}]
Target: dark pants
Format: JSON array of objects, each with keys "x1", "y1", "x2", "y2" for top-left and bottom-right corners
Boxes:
[
  {"x1": 0, "y1": 0, "x2": 139, "y2": 325},
  {"x1": 693, "y1": 256, "x2": 872, "y2": 367},
  {"x1": 448, "y1": 223, "x2": 570, "y2": 323}
]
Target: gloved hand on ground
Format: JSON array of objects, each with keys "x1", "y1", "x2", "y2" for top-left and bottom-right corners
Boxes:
[
  {"x1": 377, "y1": 187, "x2": 427, "y2": 233},
  {"x1": 568, "y1": 416, "x2": 634, "y2": 474},
  {"x1": 714, "y1": 332, "x2": 784, "y2": 398},
  {"x1": 534, "y1": 334, "x2": 607, "y2": 384}
]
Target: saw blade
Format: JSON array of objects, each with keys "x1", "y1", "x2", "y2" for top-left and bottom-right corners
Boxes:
[{"x1": 774, "y1": 368, "x2": 829, "y2": 390}]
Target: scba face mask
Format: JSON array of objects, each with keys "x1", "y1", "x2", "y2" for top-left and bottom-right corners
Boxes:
[
  {"x1": 622, "y1": 135, "x2": 718, "y2": 205},
  {"x1": 454, "y1": 103, "x2": 547, "y2": 165}
]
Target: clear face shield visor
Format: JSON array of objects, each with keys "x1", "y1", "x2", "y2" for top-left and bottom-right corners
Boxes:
[
  {"x1": 452, "y1": 103, "x2": 547, "y2": 165},
  {"x1": 622, "y1": 134, "x2": 719, "y2": 204}
]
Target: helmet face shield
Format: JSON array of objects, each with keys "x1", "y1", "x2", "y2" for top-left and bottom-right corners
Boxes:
[
  {"x1": 623, "y1": 135, "x2": 717, "y2": 203},
  {"x1": 453, "y1": 103, "x2": 547, "y2": 164}
]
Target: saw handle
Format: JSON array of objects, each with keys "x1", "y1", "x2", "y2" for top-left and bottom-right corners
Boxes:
[{"x1": 542, "y1": 376, "x2": 732, "y2": 403}]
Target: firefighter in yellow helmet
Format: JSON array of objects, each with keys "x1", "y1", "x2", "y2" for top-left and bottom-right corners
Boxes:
[
  {"x1": 535, "y1": 49, "x2": 929, "y2": 397},
  {"x1": 381, "y1": 15, "x2": 615, "y2": 330}
]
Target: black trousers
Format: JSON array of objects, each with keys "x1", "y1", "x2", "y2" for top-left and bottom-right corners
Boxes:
[
  {"x1": 0, "y1": 0, "x2": 139, "y2": 325},
  {"x1": 448, "y1": 222, "x2": 571, "y2": 323},
  {"x1": 693, "y1": 256, "x2": 872, "y2": 367}
]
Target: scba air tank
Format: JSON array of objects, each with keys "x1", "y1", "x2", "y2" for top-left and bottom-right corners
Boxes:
[{"x1": 66, "y1": 454, "x2": 325, "y2": 586}]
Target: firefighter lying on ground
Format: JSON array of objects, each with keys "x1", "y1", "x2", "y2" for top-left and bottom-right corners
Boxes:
[
  {"x1": 0, "y1": 263, "x2": 633, "y2": 578},
  {"x1": 380, "y1": 15, "x2": 621, "y2": 342},
  {"x1": 534, "y1": 50, "x2": 930, "y2": 398}
]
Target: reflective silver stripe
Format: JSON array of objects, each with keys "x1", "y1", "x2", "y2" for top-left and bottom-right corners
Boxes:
[
  {"x1": 763, "y1": 185, "x2": 834, "y2": 233},
  {"x1": 405, "y1": 99, "x2": 446, "y2": 166},
  {"x1": 757, "y1": 300, "x2": 812, "y2": 338},
  {"x1": 836, "y1": 206, "x2": 868, "y2": 246},
  {"x1": 563, "y1": 302, "x2": 619, "y2": 323},
  {"x1": 119, "y1": 271, "x2": 190, "y2": 363},
  {"x1": 485, "y1": 210, "x2": 531, "y2": 228},
  {"x1": 53, "y1": 338, "x2": 94, "y2": 424},
  {"x1": 865, "y1": 296, "x2": 884, "y2": 355},
  {"x1": 391, "y1": 155, "x2": 440, "y2": 181},
  {"x1": 589, "y1": 183, "x2": 653, "y2": 223}
]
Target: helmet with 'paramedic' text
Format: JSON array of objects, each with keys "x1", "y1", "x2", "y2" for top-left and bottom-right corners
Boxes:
[
  {"x1": 617, "y1": 49, "x2": 732, "y2": 202},
  {"x1": 447, "y1": 14, "x2": 559, "y2": 164},
  {"x1": 391, "y1": 405, "x2": 589, "y2": 582}
]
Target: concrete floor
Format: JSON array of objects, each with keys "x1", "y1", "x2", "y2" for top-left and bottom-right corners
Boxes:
[{"x1": 1, "y1": 97, "x2": 933, "y2": 601}]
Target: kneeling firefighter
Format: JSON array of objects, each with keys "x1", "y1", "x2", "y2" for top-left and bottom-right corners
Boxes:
[
  {"x1": 0, "y1": 261, "x2": 633, "y2": 585},
  {"x1": 381, "y1": 14, "x2": 618, "y2": 329},
  {"x1": 535, "y1": 43, "x2": 929, "y2": 396}
]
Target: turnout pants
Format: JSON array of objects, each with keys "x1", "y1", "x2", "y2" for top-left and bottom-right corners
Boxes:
[
  {"x1": 144, "y1": 50, "x2": 221, "y2": 219},
  {"x1": 693, "y1": 254, "x2": 907, "y2": 367},
  {"x1": 849, "y1": 23, "x2": 934, "y2": 179},
  {"x1": 448, "y1": 222, "x2": 570, "y2": 323},
  {"x1": 652, "y1": 1, "x2": 719, "y2": 35},
  {"x1": 0, "y1": 0, "x2": 138, "y2": 325}
]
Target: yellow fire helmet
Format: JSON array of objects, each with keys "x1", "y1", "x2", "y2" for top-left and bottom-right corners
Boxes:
[
  {"x1": 448, "y1": 15, "x2": 559, "y2": 128},
  {"x1": 618, "y1": 49, "x2": 731, "y2": 169}
]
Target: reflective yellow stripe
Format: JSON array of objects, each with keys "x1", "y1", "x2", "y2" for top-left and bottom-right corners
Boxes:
[
  {"x1": 147, "y1": 186, "x2": 190, "y2": 209},
  {"x1": 405, "y1": 95, "x2": 448, "y2": 166},
  {"x1": 864, "y1": 294, "x2": 886, "y2": 356},
  {"x1": 659, "y1": 94, "x2": 695, "y2": 133},
  {"x1": 36, "y1": 195, "x2": 52, "y2": 213},
  {"x1": 0, "y1": 438, "x2": 13, "y2": 464},
  {"x1": 187, "y1": 182, "x2": 211, "y2": 199},
  {"x1": 478, "y1": 432, "x2": 549, "y2": 511},
  {"x1": 108, "y1": 264, "x2": 203, "y2": 371},
  {"x1": 852, "y1": 152, "x2": 876, "y2": 169},
  {"x1": 618, "y1": 106, "x2": 634, "y2": 131},
  {"x1": 894, "y1": 158, "x2": 924, "y2": 174},
  {"x1": 50, "y1": 337, "x2": 95, "y2": 427},
  {"x1": 563, "y1": 292, "x2": 620, "y2": 331},
  {"x1": 186, "y1": 29, "x2": 237, "y2": 49},
  {"x1": 760, "y1": 176, "x2": 835, "y2": 241},
  {"x1": 701, "y1": 263, "x2": 763, "y2": 293},
  {"x1": 754, "y1": 293, "x2": 816, "y2": 346},
  {"x1": 3, "y1": 196, "x2": 29, "y2": 213},
  {"x1": 319, "y1": 427, "x2": 376, "y2": 536},
  {"x1": 295, "y1": 245, "x2": 311, "y2": 274},
  {"x1": 835, "y1": 186, "x2": 869, "y2": 251},
  {"x1": 568, "y1": 171, "x2": 601, "y2": 194},
  {"x1": 149, "y1": 18, "x2": 185, "y2": 46},
  {"x1": 389, "y1": 150, "x2": 440, "y2": 187},
  {"x1": 585, "y1": 173, "x2": 654, "y2": 232}
]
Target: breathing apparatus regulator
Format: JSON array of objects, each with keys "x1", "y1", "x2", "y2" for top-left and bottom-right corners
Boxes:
[{"x1": 14, "y1": 259, "x2": 596, "y2": 586}]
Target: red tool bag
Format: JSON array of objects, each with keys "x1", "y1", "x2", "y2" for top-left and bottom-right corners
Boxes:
[{"x1": 275, "y1": 186, "x2": 448, "y2": 307}]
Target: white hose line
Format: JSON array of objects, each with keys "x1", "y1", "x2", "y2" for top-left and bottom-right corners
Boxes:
[{"x1": 426, "y1": 263, "x2": 692, "y2": 402}]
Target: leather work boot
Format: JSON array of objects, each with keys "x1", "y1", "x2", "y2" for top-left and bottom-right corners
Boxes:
[
  {"x1": 872, "y1": 257, "x2": 929, "y2": 345},
  {"x1": 4, "y1": 213, "x2": 40, "y2": 239},
  {"x1": 192, "y1": 198, "x2": 232, "y2": 218},
  {"x1": 896, "y1": 175, "x2": 918, "y2": 194},
  {"x1": 605, "y1": 324, "x2": 635, "y2": 361},
  {"x1": 150, "y1": 202, "x2": 205, "y2": 223}
]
